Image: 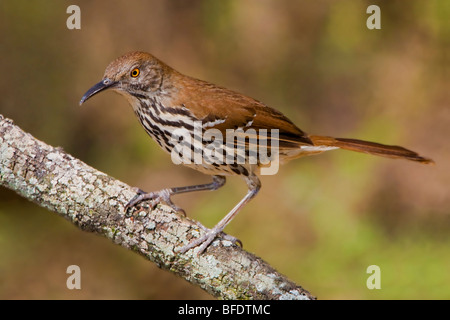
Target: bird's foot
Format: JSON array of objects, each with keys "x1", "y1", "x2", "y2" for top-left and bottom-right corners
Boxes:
[
  {"x1": 176, "y1": 222, "x2": 242, "y2": 255},
  {"x1": 125, "y1": 188, "x2": 185, "y2": 215}
]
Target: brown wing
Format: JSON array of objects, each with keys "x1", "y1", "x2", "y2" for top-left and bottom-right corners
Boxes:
[{"x1": 170, "y1": 75, "x2": 312, "y2": 149}]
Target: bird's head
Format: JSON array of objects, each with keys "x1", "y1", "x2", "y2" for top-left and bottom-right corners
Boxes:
[{"x1": 80, "y1": 51, "x2": 171, "y2": 105}]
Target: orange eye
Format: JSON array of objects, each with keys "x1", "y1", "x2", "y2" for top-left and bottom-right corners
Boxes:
[{"x1": 130, "y1": 68, "x2": 140, "y2": 78}]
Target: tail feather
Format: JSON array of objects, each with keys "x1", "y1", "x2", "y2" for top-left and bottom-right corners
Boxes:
[{"x1": 309, "y1": 135, "x2": 434, "y2": 164}]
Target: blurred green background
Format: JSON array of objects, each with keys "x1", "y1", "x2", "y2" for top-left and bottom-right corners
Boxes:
[{"x1": 0, "y1": 0, "x2": 448, "y2": 299}]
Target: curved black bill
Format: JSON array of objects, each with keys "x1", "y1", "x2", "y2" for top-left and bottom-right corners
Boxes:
[{"x1": 79, "y1": 79, "x2": 115, "y2": 105}]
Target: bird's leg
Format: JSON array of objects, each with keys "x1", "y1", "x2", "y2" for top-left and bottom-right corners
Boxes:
[
  {"x1": 177, "y1": 174, "x2": 261, "y2": 255},
  {"x1": 125, "y1": 175, "x2": 226, "y2": 214}
]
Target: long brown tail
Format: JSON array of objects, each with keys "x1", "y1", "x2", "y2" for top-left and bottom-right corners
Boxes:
[{"x1": 309, "y1": 135, "x2": 434, "y2": 164}]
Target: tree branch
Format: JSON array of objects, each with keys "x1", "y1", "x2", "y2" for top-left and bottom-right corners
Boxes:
[{"x1": 0, "y1": 114, "x2": 314, "y2": 300}]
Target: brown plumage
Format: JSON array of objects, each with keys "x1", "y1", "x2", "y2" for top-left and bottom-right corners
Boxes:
[
  {"x1": 309, "y1": 135, "x2": 433, "y2": 164},
  {"x1": 80, "y1": 51, "x2": 433, "y2": 254}
]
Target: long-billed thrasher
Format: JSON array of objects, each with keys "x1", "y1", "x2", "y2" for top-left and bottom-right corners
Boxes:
[{"x1": 80, "y1": 51, "x2": 433, "y2": 254}]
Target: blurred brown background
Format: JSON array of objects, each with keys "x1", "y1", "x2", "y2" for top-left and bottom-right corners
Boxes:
[{"x1": 0, "y1": 0, "x2": 448, "y2": 299}]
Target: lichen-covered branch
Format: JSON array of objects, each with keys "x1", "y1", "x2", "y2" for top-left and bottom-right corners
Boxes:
[{"x1": 0, "y1": 114, "x2": 314, "y2": 300}]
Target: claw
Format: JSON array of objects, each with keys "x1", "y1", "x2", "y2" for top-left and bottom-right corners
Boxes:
[
  {"x1": 194, "y1": 221, "x2": 242, "y2": 247},
  {"x1": 176, "y1": 225, "x2": 242, "y2": 255},
  {"x1": 125, "y1": 188, "x2": 186, "y2": 215}
]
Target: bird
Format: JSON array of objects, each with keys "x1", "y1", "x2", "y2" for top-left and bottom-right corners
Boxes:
[{"x1": 80, "y1": 51, "x2": 433, "y2": 254}]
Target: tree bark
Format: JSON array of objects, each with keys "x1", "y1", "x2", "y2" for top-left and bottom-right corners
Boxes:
[{"x1": 0, "y1": 114, "x2": 314, "y2": 300}]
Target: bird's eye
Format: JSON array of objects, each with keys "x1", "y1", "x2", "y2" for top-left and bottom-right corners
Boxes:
[{"x1": 130, "y1": 68, "x2": 140, "y2": 78}]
